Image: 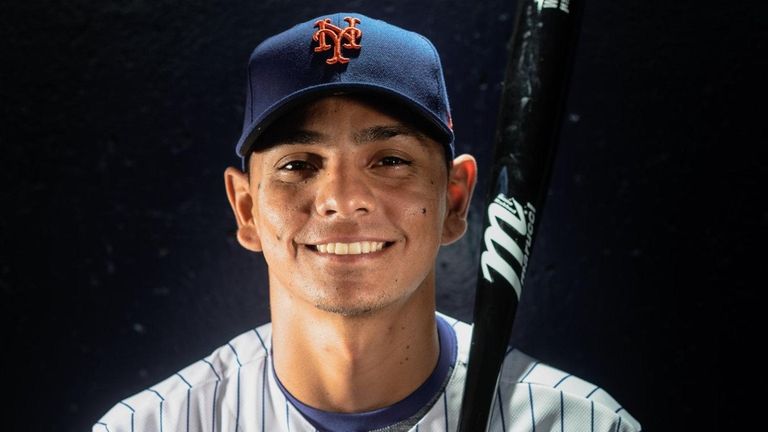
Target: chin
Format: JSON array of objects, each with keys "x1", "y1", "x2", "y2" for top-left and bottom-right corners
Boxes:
[
  {"x1": 312, "y1": 293, "x2": 393, "y2": 317},
  {"x1": 314, "y1": 303, "x2": 378, "y2": 317}
]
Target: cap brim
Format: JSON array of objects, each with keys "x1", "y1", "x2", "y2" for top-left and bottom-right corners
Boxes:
[{"x1": 236, "y1": 82, "x2": 454, "y2": 161}]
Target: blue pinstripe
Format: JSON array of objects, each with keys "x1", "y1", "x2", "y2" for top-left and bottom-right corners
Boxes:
[
  {"x1": 253, "y1": 328, "x2": 269, "y2": 432},
  {"x1": 236, "y1": 369, "x2": 242, "y2": 431},
  {"x1": 185, "y1": 388, "x2": 191, "y2": 432},
  {"x1": 96, "y1": 421, "x2": 110, "y2": 432},
  {"x1": 586, "y1": 385, "x2": 600, "y2": 398},
  {"x1": 553, "y1": 374, "x2": 572, "y2": 388},
  {"x1": 527, "y1": 383, "x2": 536, "y2": 432},
  {"x1": 560, "y1": 391, "x2": 564, "y2": 432},
  {"x1": 227, "y1": 343, "x2": 243, "y2": 367},
  {"x1": 590, "y1": 400, "x2": 595, "y2": 432},
  {"x1": 496, "y1": 386, "x2": 506, "y2": 431},
  {"x1": 119, "y1": 401, "x2": 135, "y2": 432},
  {"x1": 203, "y1": 359, "x2": 222, "y2": 380},
  {"x1": 520, "y1": 361, "x2": 540, "y2": 382},
  {"x1": 285, "y1": 400, "x2": 291, "y2": 432},
  {"x1": 212, "y1": 381, "x2": 220, "y2": 432},
  {"x1": 147, "y1": 389, "x2": 165, "y2": 432},
  {"x1": 176, "y1": 373, "x2": 192, "y2": 387},
  {"x1": 227, "y1": 343, "x2": 243, "y2": 432},
  {"x1": 203, "y1": 359, "x2": 221, "y2": 432},
  {"x1": 616, "y1": 416, "x2": 623, "y2": 432},
  {"x1": 443, "y1": 393, "x2": 449, "y2": 431},
  {"x1": 176, "y1": 373, "x2": 193, "y2": 432},
  {"x1": 261, "y1": 356, "x2": 267, "y2": 432},
  {"x1": 253, "y1": 328, "x2": 268, "y2": 352},
  {"x1": 227, "y1": 342, "x2": 243, "y2": 367}
]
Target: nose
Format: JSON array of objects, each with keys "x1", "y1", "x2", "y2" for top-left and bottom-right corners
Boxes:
[{"x1": 314, "y1": 162, "x2": 376, "y2": 218}]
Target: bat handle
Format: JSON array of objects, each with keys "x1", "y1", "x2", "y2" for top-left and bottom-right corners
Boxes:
[{"x1": 456, "y1": 1, "x2": 583, "y2": 430}]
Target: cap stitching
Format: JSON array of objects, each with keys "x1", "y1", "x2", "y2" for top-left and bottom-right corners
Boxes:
[
  {"x1": 246, "y1": 57, "x2": 256, "y2": 125},
  {"x1": 415, "y1": 33, "x2": 446, "y2": 115}
]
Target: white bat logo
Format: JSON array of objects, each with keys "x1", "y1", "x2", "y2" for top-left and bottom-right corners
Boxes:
[
  {"x1": 536, "y1": 0, "x2": 570, "y2": 13},
  {"x1": 480, "y1": 194, "x2": 535, "y2": 299}
]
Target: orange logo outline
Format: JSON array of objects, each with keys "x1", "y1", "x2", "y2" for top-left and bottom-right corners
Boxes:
[{"x1": 312, "y1": 17, "x2": 362, "y2": 65}]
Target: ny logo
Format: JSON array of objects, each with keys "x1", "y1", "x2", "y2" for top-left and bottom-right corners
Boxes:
[{"x1": 312, "y1": 17, "x2": 363, "y2": 65}]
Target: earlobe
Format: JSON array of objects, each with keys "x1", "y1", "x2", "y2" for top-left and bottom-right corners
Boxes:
[
  {"x1": 224, "y1": 166, "x2": 262, "y2": 252},
  {"x1": 236, "y1": 226, "x2": 263, "y2": 252},
  {"x1": 441, "y1": 154, "x2": 478, "y2": 245}
]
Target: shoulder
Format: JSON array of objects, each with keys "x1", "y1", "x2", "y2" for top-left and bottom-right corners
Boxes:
[
  {"x1": 436, "y1": 311, "x2": 472, "y2": 350},
  {"x1": 438, "y1": 313, "x2": 641, "y2": 432},
  {"x1": 490, "y1": 349, "x2": 642, "y2": 431},
  {"x1": 92, "y1": 322, "x2": 273, "y2": 432}
]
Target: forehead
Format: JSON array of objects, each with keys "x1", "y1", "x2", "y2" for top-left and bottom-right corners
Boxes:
[
  {"x1": 255, "y1": 94, "x2": 447, "y2": 150},
  {"x1": 291, "y1": 95, "x2": 403, "y2": 127}
]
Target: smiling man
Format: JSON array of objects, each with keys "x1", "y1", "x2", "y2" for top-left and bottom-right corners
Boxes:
[
  {"x1": 226, "y1": 93, "x2": 476, "y2": 422},
  {"x1": 94, "y1": 12, "x2": 641, "y2": 432}
]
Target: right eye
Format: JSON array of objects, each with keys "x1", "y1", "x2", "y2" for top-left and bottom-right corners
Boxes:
[
  {"x1": 273, "y1": 154, "x2": 321, "y2": 183},
  {"x1": 279, "y1": 160, "x2": 315, "y2": 171}
]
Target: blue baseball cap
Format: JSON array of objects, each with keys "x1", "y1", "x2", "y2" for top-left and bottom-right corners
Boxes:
[{"x1": 235, "y1": 12, "x2": 454, "y2": 166}]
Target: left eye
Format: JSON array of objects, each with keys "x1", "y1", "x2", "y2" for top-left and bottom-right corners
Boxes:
[{"x1": 377, "y1": 156, "x2": 412, "y2": 167}]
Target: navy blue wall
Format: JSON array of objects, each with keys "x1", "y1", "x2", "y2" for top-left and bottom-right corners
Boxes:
[{"x1": 3, "y1": 1, "x2": 757, "y2": 431}]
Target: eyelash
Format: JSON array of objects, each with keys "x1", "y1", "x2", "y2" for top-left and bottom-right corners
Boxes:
[
  {"x1": 278, "y1": 156, "x2": 412, "y2": 171},
  {"x1": 376, "y1": 156, "x2": 412, "y2": 167},
  {"x1": 279, "y1": 160, "x2": 316, "y2": 171}
]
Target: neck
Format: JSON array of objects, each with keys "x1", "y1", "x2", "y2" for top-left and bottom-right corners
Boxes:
[{"x1": 269, "y1": 276, "x2": 439, "y2": 413}]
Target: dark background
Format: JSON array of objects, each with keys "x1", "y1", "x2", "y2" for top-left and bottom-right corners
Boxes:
[{"x1": 2, "y1": 0, "x2": 760, "y2": 431}]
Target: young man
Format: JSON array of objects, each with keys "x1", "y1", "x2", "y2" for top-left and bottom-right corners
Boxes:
[{"x1": 94, "y1": 13, "x2": 641, "y2": 432}]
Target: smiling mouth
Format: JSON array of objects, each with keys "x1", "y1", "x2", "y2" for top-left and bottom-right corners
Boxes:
[{"x1": 309, "y1": 241, "x2": 394, "y2": 255}]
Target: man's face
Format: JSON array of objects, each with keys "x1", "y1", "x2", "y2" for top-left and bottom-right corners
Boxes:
[{"x1": 228, "y1": 96, "x2": 471, "y2": 316}]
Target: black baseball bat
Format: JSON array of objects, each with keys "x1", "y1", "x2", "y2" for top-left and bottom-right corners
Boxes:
[{"x1": 457, "y1": 1, "x2": 583, "y2": 430}]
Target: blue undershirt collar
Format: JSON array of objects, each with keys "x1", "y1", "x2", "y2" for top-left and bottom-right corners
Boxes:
[{"x1": 273, "y1": 315, "x2": 458, "y2": 432}]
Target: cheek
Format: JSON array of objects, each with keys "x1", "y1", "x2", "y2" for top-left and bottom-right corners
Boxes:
[
  {"x1": 388, "y1": 181, "x2": 446, "y2": 235},
  {"x1": 258, "y1": 184, "x2": 311, "y2": 243}
]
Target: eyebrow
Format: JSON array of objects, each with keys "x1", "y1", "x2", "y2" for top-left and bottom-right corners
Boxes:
[
  {"x1": 353, "y1": 125, "x2": 427, "y2": 144},
  {"x1": 265, "y1": 124, "x2": 428, "y2": 147}
]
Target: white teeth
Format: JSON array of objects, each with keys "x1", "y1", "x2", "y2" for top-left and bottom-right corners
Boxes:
[
  {"x1": 348, "y1": 242, "x2": 361, "y2": 254},
  {"x1": 315, "y1": 241, "x2": 385, "y2": 255},
  {"x1": 336, "y1": 243, "x2": 348, "y2": 255}
]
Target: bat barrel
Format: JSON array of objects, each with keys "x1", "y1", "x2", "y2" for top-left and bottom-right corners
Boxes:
[{"x1": 457, "y1": 1, "x2": 582, "y2": 430}]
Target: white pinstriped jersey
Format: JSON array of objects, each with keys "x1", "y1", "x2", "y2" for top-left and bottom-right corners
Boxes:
[{"x1": 93, "y1": 314, "x2": 641, "y2": 432}]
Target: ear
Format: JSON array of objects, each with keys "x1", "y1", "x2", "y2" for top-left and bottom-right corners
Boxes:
[
  {"x1": 441, "y1": 154, "x2": 478, "y2": 245},
  {"x1": 224, "y1": 166, "x2": 262, "y2": 252}
]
